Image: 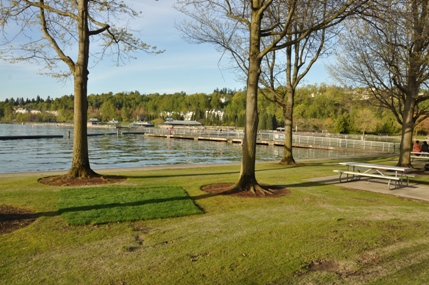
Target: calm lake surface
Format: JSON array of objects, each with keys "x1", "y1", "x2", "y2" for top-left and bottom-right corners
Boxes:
[{"x1": 0, "y1": 123, "x2": 368, "y2": 174}]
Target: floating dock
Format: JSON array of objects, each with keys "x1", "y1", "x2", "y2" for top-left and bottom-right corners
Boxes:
[
  {"x1": 0, "y1": 132, "x2": 146, "y2": 140},
  {"x1": 144, "y1": 133, "x2": 280, "y2": 146},
  {"x1": 0, "y1": 135, "x2": 64, "y2": 140}
]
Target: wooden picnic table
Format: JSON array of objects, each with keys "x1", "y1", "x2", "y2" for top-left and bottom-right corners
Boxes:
[{"x1": 333, "y1": 162, "x2": 415, "y2": 190}]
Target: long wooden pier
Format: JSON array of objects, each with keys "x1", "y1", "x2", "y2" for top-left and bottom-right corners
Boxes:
[
  {"x1": 142, "y1": 128, "x2": 398, "y2": 153},
  {"x1": 144, "y1": 132, "x2": 290, "y2": 147}
]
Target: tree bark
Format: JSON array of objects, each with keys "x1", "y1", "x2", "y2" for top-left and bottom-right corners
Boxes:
[
  {"x1": 67, "y1": 0, "x2": 97, "y2": 178},
  {"x1": 230, "y1": 4, "x2": 267, "y2": 194},
  {"x1": 397, "y1": 5, "x2": 424, "y2": 167},
  {"x1": 397, "y1": 90, "x2": 418, "y2": 167},
  {"x1": 281, "y1": 82, "x2": 296, "y2": 165}
]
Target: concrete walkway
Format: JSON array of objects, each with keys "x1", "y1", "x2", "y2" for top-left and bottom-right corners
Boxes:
[{"x1": 309, "y1": 175, "x2": 429, "y2": 203}]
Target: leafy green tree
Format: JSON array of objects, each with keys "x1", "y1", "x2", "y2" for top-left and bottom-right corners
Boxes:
[
  {"x1": 210, "y1": 93, "x2": 222, "y2": 110},
  {"x1": 121, "y1": 107, "x2": 131, "y2": 123},
  {"x1": 334, "y1": 113, "x2": 350, "y2": 134},
  {"x1": 354, "y1": 109, "x2": 378, "y2": 137},
  {"x1": 100, "y1": 101, "x2": 117, "y2": 122}
]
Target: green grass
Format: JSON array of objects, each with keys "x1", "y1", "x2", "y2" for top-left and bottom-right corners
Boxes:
[
  {"x1": 1, "y1": 157, "x2": 429, "y2": 284},
  {"x1": 57, "y1": 186, "x2": 203, "y2": 225}
]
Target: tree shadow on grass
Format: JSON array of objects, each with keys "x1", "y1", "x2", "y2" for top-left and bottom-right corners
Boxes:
[
  {"x1": 0, "y1": 205, "x2": 44, "y2": 235},
  {"x1": 1, "y1": 190, "x2": 221, "y2": 232},
  {"x1": 56, "y1": 192, "x2": 217, "y2": 215}
]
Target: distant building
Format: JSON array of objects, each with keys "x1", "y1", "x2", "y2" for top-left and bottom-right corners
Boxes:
[
  {"x1": 205, "y1": 110, "x2": 225, "y2": 120},
  {"x1": 46, "y1": 111, "x2": 58, "y2": 116},
  {"x1": 14, "y1": 108, "x2": 30, "y2": 114},
  {"x1": 160, "y1": 111, "x2": 194, "y2": 120},
  {"x1": 88, "y1": 118, "x2": 101, "y2": 126},
  {"x1": 14, "y1": 108, "x2": 58, "y2": 116}
]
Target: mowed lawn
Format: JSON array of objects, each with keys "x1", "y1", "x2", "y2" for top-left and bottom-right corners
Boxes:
[
  {"x1": 57, "y1": 185, "x2": 203, "y2": 225},
  {"x1": 1, "y1": 157, "x2": 429, "y2": 284}
]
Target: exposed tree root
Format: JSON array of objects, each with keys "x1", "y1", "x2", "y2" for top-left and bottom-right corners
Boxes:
[
  {"x1": 226, "y1": 182, "x2": 274, "y2": 197},
  {"x1": 279, "y1": 154, "x2": 297, "y2": 165},
  {"x1": 66, "y1": 167, "x2": 100, "y2": 179},
  {"x1": 201, "y1": 183, "x2": 290, "y2": 198},
  {"x1": 279, "y1": 159, "x2": 296, "y2": 166}
]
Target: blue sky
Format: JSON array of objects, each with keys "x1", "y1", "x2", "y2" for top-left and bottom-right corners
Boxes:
[{"x1": 0, "y1": 0, "x2": 331, "y2": 102}]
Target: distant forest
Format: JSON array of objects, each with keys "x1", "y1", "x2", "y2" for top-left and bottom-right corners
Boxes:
[{"x1": 0, "y1": 84, "x2": 422, "y2": 135}]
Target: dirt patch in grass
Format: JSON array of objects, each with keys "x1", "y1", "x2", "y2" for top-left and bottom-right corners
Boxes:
[
  {"x1": 38, "y1": 175, "x2": 126, "y2": 187},
  {"x1": 0, "y1": 205, "x2": 38, "y2": 235},
  {"x1": 201, "y1": 183, "x2": 290, "y2": 198},
  {"x1": 309, "y1": 260, "x2": 342, "y2": 272}
]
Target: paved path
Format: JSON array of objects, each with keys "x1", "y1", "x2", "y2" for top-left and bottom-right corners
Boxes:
[{"x1": 309, "y1": 175, "x2": 429, "y2": 203}]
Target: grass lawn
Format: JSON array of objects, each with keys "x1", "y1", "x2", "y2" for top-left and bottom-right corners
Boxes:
[
  {"x1": 57, "y1": 186, "x2": 203, "y2": 225},
  {"x1": 1, "y1": 156, "x2": 429, "y2": 284}
]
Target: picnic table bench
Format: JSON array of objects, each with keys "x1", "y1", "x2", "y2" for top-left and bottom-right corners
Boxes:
[
  {"x1": 333, "y1": 162, "x2": 415, "y2": 190},
  {"x1": 411, "y1": 152, "x2": 429, "y2": 161}
]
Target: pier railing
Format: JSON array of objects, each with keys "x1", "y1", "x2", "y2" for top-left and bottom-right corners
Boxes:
[
  {"x1": 290, "y1": 135, "x2": 398, "y2": 153},
  {"x1": 141, "y1": 128, "x2": 400, "y2": 153}
]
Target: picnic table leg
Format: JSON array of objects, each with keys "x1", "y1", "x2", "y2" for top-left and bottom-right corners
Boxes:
[
  {"x1": 388, "y1": 179, "x2": 394, "y2": 190},
  {"x1": 339, "y1": 172, "x2": 346, "y2": 183},
  {"x1": 389, "y1": 179, "x2": 401, "y2": 190},
  {"x1": 338, "y1": 172, "x2": 361, "y2": 183},
  {"x1": 403, "y1": 176, "x2": 409, "y2": 187}
]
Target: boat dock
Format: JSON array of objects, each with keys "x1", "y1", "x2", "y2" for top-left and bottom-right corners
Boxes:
[
  {"x1": 0, "y1": 135, "x2": 64, "y2": 140},
  {"x1": 142, "y1": 128, "x2": 399, "y2": 153},
  {"x1": 144, "y1": 132, "x2": 282, "y2": 146}
]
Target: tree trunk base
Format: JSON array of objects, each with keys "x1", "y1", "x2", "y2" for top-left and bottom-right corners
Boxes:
[
  {"x1": 228, "y1": 177, "x2": 273, "y2": 196},
  {"x1": 280, "y1": 157, "x2": 296, "y2": 165},
  {"x1": 67, "y1": 166, "x2": 99, "y2": 179}
]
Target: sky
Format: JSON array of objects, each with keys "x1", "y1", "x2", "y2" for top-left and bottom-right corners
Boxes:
[{"x1": 0, "y1": 0, "x2": 332, "y2": 102}]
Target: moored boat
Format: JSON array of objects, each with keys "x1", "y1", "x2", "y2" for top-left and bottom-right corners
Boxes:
[{"x1": 129, "y1": 121, "x2": 155, "y2": 127}]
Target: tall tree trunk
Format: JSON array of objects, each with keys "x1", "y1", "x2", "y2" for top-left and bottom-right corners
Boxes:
[
  {"x1": 398, "y1": 99, "x2": 415, "y2": 167},
  {"x1": 398, "y1": 93, "x2": 417, "y2": 167},
  {"x1": 67, "y1": 0, "x2": 97, "y2": 178},
  {"x1": 398, "y1": 36, "x2": 421, "y2": 167},
  {"x1": 281, "y1": 84, "x2": 296, "y2": 164},
  {"x1": 231, "y1": 5, "x2": 266, "y2": 194}
]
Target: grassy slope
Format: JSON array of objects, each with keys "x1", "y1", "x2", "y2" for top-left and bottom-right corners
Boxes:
[{"x1": 1, "y1": 157, "x2": 429, "y2": 284}]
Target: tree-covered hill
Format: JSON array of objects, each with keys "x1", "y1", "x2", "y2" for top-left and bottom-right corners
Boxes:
[{"x1": 0, "y1": 84, "x2": 404, "y2": 135}]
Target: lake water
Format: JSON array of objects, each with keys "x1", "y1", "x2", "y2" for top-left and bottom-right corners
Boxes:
[{"x1": 0, "y1": 123, "x2": 367, "y2": 174}]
